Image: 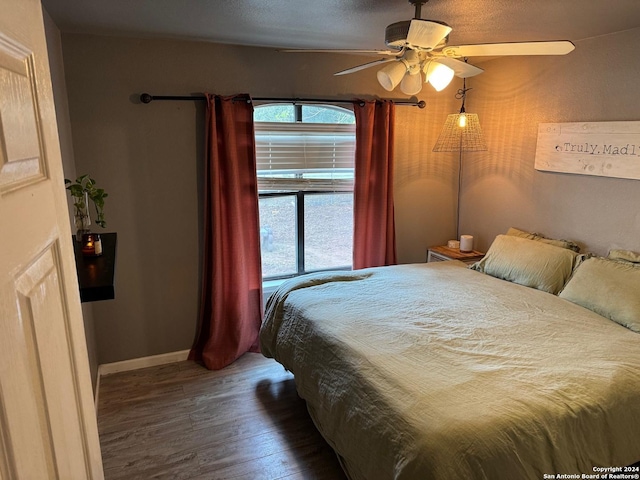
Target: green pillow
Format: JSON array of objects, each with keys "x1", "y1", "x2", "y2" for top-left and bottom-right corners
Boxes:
[
  {"x1": 608, "y1": 249, "x2": 640, "y2": 264},
  {"x1": 559, "y1": 257, "x2": 640, "y2": 333},
  {"x1": 471, "y1": 235, "x2": 578, "y2": 294},
  {"x1": 506, "y1": 227, "x2": 580, "y2": 252}
]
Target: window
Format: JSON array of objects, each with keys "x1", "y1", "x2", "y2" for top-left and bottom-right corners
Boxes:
[{"x1": 255, "y1": 104, "x2": 356, "y2": 280}]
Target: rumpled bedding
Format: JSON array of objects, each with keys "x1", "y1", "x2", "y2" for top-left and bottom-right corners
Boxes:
[{"x1": 259, "y1": 261, "x2": 640, "y2": 480}]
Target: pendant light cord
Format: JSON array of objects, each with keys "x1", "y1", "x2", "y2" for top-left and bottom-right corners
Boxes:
[
  {"x1": 456, "y1": 148, "x2": 462, "y2": 240},
  {"x1": 455, "y1": 72, "x2": 469, "y2": 240},
  {"x1": 456, "y1": 77, "x2": 471, "y2": 115}
]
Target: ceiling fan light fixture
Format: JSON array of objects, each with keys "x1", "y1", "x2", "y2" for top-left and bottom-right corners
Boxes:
[
  {"x1": 400, "y1": 71, "x2": 423, "y2": 95},
  {"x1": 424, "y1": 61, "x2": 454, "y2": 91},
  {"x1": 377, "y1": 60, "x2": 409, "y2": 91},
  {"x1": 287, "y1": 0, "x2": 574, "y2": 92}
]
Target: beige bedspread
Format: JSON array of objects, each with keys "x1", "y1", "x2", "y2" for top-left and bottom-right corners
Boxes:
[{"x1": 259, "y1": 261, "x2": 640, "y2": 480}]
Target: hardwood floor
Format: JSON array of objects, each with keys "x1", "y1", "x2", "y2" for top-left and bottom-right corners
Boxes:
[{"x1": 97, "y1": 353, "x2": 347, "y2": 480}]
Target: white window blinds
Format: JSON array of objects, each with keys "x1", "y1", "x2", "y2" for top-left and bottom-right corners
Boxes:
[{"x1": 255, "y1": 122, "x2": 355, "y2": 192}]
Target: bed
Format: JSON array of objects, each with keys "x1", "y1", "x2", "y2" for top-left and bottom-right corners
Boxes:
[{"x1": 259, "y1": 234, "x2": 640, "y2": 480}]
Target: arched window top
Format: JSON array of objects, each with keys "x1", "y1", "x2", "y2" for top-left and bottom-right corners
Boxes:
[{"x1": 254, "y1": 103, "x2": 355, "y2": 124}]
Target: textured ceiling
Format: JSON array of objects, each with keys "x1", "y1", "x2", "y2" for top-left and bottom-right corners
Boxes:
[{"x1": 41, "y1": 0, "x2": 640, "y2": 51}]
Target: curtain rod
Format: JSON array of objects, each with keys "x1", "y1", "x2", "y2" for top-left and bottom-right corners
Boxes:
[{"x1": 139, "y1": 93, "x2": 426, "y2": 109}]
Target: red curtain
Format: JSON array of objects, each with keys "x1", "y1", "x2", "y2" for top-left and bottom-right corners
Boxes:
[
  {"x1": 189, "y1": 94, "x2": 263, "y2": 370},
  {"x1": 353, "y1": 100, "x2": 397, "y2": 269}
]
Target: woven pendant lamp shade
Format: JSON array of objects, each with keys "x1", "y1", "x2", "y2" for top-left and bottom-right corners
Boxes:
[{"x1": 432, "y1": 113, "x2": 487, "y2": 152}]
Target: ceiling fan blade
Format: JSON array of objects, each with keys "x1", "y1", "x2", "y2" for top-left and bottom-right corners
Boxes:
[
  {"x1": 433, "y1": 57, "x2": 484, "y2": 78},
  {"x1": 279, "y1": 48, "x2": 402, "y2": 57},
  {"x1": 442, "y1": 40, "x2": 575, "y2": 58},
  {"x1": 334, "y1": 58, "x2": 396, "y2": 76},
  {"x1": 407, "y1": 19, "x2": 452, "y2": 50}
]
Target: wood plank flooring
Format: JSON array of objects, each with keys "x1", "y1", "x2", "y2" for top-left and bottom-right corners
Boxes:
[{"x1": 97, "y1": 352, "x2": 347, "y2": 480}]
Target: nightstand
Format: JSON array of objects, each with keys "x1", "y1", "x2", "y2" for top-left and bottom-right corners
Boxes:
[{"x1": 427, "y1": 245, "x2": 484, "y2": 265}]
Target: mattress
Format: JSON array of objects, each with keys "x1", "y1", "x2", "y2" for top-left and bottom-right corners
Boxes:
[{"x1": 259, "y1": 261, "x2": 640, "y2": 479}]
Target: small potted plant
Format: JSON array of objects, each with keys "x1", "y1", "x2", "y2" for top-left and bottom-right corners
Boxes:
[{"x1": 65, "y1": 174, "x2": 108, "y2": 241}]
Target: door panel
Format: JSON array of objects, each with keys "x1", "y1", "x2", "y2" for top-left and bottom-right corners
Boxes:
[
  {"x1": 0, "y1": 32, "x2": 47, "y2": 193},
  {"x1": 14, "y1": 244, "x2": 89, "y2": 478}
]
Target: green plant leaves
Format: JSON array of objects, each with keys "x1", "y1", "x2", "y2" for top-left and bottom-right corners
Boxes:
[{"x1": 64, "y1": 174, "x2": 108, "y2": 228}]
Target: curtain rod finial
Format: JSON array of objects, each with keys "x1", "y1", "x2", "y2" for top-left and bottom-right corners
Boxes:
[{"x1": 140, "y1": 93, "x2": 153, "y2": 104}]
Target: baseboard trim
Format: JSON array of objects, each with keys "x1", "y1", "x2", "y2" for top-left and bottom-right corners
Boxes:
[
  {"x1": 99, "y1": 349, "x2": 191, "y2": 376},
  {"x1": 94, "y1": 349, "x2": 191, "y2": 410}
]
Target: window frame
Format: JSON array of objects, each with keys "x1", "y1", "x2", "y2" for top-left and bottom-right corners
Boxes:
[
  {"x1": 259, "y1": 190, "x2": 353, "y2": 281},
  {"x1": 255, "y1": 103, "x2": 355, "y2": 282}
]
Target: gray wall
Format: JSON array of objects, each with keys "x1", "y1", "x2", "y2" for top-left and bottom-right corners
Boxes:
[
  {"x1": 60, "y1": 33, "x2": 459, "y2": 364},
  {"x1": 460, "y1": 28, "x2": 640, "y2": 255},
  {"x1": 43, "y1": 10, "x2": 99, "y2": 391}
]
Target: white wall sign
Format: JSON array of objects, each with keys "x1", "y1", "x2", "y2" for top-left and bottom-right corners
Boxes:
[{"x1": 535, "y1": 121, "x2": 640, "y2": 180}]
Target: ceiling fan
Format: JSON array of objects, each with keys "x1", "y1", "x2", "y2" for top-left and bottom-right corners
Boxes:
[{"x1": 283, "y1": 0, "x2": 575, "y2": 95}]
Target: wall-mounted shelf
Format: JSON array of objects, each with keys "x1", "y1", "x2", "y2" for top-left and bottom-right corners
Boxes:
[{"x1": 72, "y1": 232, "x2": 117, "y2": 303}]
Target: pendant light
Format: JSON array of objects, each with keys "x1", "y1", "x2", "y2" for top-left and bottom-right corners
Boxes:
[
  {"x1": 432, "y1": 77, "x2": 487, "y2": 152},
  {"x1": 433, "y1": 76, "x2": 487, "y2": 241}
]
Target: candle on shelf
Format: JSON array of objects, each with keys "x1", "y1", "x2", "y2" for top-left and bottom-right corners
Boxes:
[
  {"x1": 82, "y1": 233, "x2": 96, "y2": 256},
  {"x1": 94, "y1": 234, "x2": 103, "y2": 256},
  {"x1": 82, "y1": 233, "x2": 104, "y2": 256},
  {"x1": 460, "y1": 235, "x2": 474, "y2": 253},
  {"x1": 447, "y1": 239, "x2": 460, "y2": 249}
]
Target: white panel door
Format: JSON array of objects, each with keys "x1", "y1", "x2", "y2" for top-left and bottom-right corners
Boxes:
[{"x1": 0, "y1": 0, "x2": 104, "y2": 478}]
